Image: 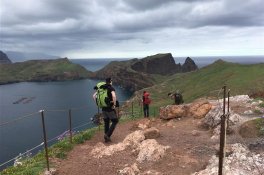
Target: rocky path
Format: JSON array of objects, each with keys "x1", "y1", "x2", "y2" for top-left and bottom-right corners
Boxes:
[
  {"x1": 52, "y1": 117, "x2": 217, "y2": 175},
  {"x1": 50, "y1": 95, "x2": 264, "y2": 175}
]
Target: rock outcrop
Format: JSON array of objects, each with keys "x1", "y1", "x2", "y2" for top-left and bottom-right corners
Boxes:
[
  {"x1": 0, "y1": 51, "x2": 12, "y2": 64},
  {"x1": 182, "y1": 57, "x2": 198, "y2": 72},
  {"x1": 131, "y1": 53, "x2": 197, "y2": 75},
  {"x1": 131, "y1": 53, "x2": 179, "y2": 75},
  {"x1": 159, "y1": 99, "x2": 212, "y2": 120},
  {"x1": 192, "y1": 143, "x2": 264, "y2": 175},
  {"x1": 91, "y1": 53, "x2": 198, "y2": 92}
]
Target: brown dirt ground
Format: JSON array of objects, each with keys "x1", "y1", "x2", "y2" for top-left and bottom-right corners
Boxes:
[{"x1": 53, "y1": 115, "x2": 263, "y2": 175}]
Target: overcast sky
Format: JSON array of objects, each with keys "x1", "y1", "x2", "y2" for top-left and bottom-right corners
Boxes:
[{"x1": 1, "y1": 0, "x2": 264, "y2": 58}]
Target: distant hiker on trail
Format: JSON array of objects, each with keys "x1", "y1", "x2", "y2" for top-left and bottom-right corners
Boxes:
[
  {"x1": 93, "y1": 77, "x2": 119, "y2": 143},
  {"x1": 142, "y1": 91, "x2": 151, "y2": 118},
  {"x1": 168, "y1": 90, "x2": 184, "y2": 105}
]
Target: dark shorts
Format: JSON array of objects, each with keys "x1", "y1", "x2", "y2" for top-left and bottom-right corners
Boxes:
[{"x1": 102, "y1": 110, "x2": 118, "y2": 120}]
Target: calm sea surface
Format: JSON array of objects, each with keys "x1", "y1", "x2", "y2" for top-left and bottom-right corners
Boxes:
[
  {"x1": 1, "y1": 56, "x2": 263, "y2": 170},
  {"x1": 0, "y1": 79, "x2": 131, "y2": 170}
]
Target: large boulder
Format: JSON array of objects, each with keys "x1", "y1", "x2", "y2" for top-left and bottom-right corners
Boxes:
[
  {"x1": 159, "y1": 99, "x2": 212, "y2": 120},
  {"x1": 159, "y1": 105, "x2": 187, "y2": 119},
  {"x1": 188, "y1": 99, "x2": 212, "y2": 119},
  {"x1": 136, "y1": 139, "x2": 170, "y2": 163},
  {"x1": 143, "y1": 127, "x2": 160, "y2": 139},
  {"x1": 192, "y1": 143, "x2": 264, "y2": 175}
]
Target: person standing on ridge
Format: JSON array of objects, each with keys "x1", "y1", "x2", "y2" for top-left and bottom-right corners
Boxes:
[
  {"x1": 142, "y1": 91, "x2": 151, "y2": 118},
  {"x1": 168, "y1": 90, "x2": 184, "y2": 105},
  {"x1": 93, "y1": 77, "x2": 119, "y2": 143}
]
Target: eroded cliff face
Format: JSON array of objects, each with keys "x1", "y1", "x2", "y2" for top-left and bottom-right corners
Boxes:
[
  {"x1": 131, "y1": 53, "x2": 198, "y2": 75},
  {"x1": 131, "y1": 53, "x2": 178, "y2": 75},
  {"x1": 91, "y1": 53, "x2": 198, "y2": 92}
]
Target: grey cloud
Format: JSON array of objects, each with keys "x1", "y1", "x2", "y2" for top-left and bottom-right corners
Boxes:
[
  {"x1": 187, "y1": 0, "x2": 264, "y2": 27},
  {"x1": 122, "y1": 0, "x2": 212, "y2": 11},
  {"x1": 1, "y1": 0, "x2": 88, "y2": 26},
  {"x1": 1, "y1": 0, "x2": 263, "y2": 57},
  {"x1": 112, "y1": 0, "x2": 264, "y2": 33}
]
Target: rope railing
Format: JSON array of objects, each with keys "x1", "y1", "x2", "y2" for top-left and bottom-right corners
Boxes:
[
  {"x1": 0, "y1": 111, "x2": 40, "y2": 127},
  {"x1": 0, "y1": 142, "x2": 44, "y2": 168}
]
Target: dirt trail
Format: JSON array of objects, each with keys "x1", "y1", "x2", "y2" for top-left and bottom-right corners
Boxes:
[{"x1": 51, "y1": 113, "x2": 262, "y2": 175}]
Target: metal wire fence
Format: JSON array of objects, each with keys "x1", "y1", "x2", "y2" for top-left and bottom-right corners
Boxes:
[{"x1": 0, "y1": 100, "x2": 146, "y2": 170}]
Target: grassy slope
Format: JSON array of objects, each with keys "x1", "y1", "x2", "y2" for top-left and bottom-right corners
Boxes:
[
  {"x1": 140, "y1": 60, "x2": 264, "y2": 108},
  {"x1": 0, "y1": 58, "x2": 92, "y2": 84}
]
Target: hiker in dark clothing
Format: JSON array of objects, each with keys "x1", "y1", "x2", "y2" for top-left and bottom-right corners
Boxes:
[
  {"x1": 168, "y1": 90, "x2": 184, "y2": 105},
  {"x1": 93, "y1": 77, "x2": 119, "y2": 143},
  {"x1": 142, "y1": 91, "x2": 151, "y2": 117}
]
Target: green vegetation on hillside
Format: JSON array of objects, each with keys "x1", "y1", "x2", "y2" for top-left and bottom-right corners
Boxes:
[
  {"x1": 0, "y1": 58, "x2": 92, "y2": 84},
  {"x1": 135, "y1": 60, "x2": 264, "y2": 108}
]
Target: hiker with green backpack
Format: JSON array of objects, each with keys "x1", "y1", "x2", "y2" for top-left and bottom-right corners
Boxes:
[{"x1": 93, "y1": 77, "x2": 119, "y2": 143}]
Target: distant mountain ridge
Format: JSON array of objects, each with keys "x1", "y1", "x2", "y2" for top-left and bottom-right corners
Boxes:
[
  {"x1": 90, "y1": 53, "x2": 198, "y2": 92},
  {"x1": 0, "y1": 51, "x2": 12, "y2": 64}
]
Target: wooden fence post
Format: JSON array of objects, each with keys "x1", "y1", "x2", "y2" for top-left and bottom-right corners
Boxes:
[
  {"x1": 218, "y1": 86, "x2": 227, "y2": 175},
  {"x1": 40, "y1": 110, "x2": 50, "y2": 171}
]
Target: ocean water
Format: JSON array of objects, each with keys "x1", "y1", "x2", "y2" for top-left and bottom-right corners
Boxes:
[{"x1": 0, "y1": 79, "x2": 131, "y2": 170}]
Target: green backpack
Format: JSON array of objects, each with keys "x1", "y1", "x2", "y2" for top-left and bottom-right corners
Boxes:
[{"x1": 96, "y1": 82, "x2": 110, "y2": 108}]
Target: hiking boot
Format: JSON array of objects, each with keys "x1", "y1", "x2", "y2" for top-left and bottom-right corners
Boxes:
[{"x1": 104, "y1": 134, "x2": 111, "y2": 143}]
